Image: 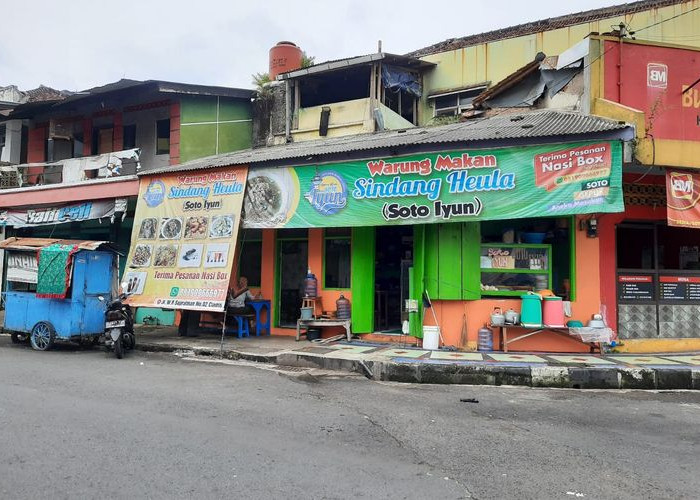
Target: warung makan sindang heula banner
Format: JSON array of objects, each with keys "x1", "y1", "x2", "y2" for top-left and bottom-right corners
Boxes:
[
  {"x1": 242, "y1": 141, "x2": 623, "y2": 228},
  {"x1": 124, "y1": 166, "x2": 248, "y2": 312}
]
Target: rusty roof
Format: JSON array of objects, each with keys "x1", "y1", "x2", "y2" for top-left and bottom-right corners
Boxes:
[
  {"x1": 0, "y1": 237, "x2": 110, "y2": 251},
  {"x1": 143, "y1": 110, "x2": 633, "y2": 175},
  {"x1": 407, "y1": 0, "x2": 686, "y2": 57}
]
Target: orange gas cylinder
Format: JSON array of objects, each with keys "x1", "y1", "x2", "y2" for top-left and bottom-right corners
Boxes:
[{"x1": 269, "y1": 41, "x2": 303, "y2": 80}]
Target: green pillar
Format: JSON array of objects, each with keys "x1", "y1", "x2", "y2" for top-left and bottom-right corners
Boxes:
[{"x1": 351, "y1": 227, "x2": 375, "y2": 333}]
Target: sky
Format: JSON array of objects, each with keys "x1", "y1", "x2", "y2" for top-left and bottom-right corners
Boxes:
[{"x1": 1, "y1": 0, "x2": 620, "y2": 92}]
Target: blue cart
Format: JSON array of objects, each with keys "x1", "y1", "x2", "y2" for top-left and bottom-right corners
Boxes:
[{"x1": 1, "y1": 238, "x2": 117, "y2": 350}]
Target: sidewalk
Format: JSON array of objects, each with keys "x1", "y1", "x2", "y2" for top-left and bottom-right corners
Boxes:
[{"x1": 135, "y1": 326, "x2": 700, "y2": 390}]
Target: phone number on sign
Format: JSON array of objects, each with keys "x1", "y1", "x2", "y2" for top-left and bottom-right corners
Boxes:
[{"x1": 176, "y1": 288, "x2": 225, "y2": 299}]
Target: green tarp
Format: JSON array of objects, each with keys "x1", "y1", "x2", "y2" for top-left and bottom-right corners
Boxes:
[{"x1": 36, "y1": 243, "x2": 79, "y2": 298}]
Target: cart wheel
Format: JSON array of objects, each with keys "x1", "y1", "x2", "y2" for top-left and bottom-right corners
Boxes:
[
  {"x1": 92, "y1": 335, "x2": 101, "y2": 346},
  {"x1": 30, "y1": 322, "x2": 55, "y2": 351},
  {"x1": 11, "y1": 332, "x2": 29, "y2": 344}
]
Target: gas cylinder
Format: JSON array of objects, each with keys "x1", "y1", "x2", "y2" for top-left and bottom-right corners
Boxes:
[
  {"x1": 336, "y1": 294, "x2": 351, "y2": 319},
  {"x1": 303, "y1": 269, "x2": 318, "y2": 298},
  {"x1": 477, "y1": 324, "x2": 493, "y2": 351}
]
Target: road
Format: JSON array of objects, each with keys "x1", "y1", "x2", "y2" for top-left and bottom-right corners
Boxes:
[{"x1": 1, "y1": 337, "x2": 698, "y2": 499}]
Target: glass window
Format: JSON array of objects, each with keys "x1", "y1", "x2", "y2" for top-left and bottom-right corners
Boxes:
[
  {"x1": 324, "y1": 228, "x2": 351, "y2": 289},
  {"x1": 156, "y1": 119, "x2": 170, "y2": 155},
  {"x1": 123, "y1": 124, "x2": 137, "y2": 150},
  {"x1": 431, "y1": 86, "x2": 487, "y2": 117},
  {"x1": 616, "y1": 226, "x2": 655, "y2": 270}
]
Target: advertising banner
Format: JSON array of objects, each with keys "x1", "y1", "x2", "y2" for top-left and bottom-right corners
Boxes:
[
  {"x1": 242, "y1": 141, "x2": 623, "y2": 228},
  {"x1": 0, "y1": 198, "x2": 127, "y2": 227},
  {"x1": 6, "y1": 251, "x2": 38, "y2": 283},
  {"x1": 124, "y1": 166, "x2": 248, "y2": 312},
  {"x1": 666, "y1": 168, "x2": 700, "y2": 228}
]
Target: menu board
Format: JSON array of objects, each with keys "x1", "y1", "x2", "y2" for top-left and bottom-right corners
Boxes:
[
  {"x1": 659, "y1": 276, "x2": 700, "y2": 302},
  {"x1": 617, "y1": 275, "x2": 655, "y2": 302}
]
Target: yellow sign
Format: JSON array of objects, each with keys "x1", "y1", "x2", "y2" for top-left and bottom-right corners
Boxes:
[{"x1": 124, "y1": 166, "x2": 248, "y2": 312}]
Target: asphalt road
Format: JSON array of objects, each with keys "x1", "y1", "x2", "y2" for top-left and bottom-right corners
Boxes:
[{"x1": 1, "y1": 337, "x2": 698, "y2": 500}]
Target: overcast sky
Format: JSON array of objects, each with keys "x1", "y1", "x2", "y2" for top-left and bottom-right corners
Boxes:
[{"x1": 2, "y1": 0, "x2": 620, "y2": 92}]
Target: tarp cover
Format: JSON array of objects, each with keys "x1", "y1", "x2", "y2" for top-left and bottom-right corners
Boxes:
[
  {"x1": 36, "y1": 243, "x2": 79, "y2": 298},
  {"x1": 381, "y1": 65, "x2": 421, "y2": 97}
]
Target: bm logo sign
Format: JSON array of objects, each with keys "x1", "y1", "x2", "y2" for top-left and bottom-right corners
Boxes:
[{"x1": 647, "y1": 63, "x2": 668, "y2": 89}]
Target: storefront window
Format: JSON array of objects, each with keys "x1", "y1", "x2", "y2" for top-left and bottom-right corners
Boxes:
[
  {"x1": 616, "y1": 225, "x2": 655, "y2": 269},
  {"x1": 480, "y1": 217, "x2": 573, "y2": 299},
  {"x1": 238, "y1": 229, "x2": 262, "y2": 287},
  {"x1": 324, "y1": 228, "x2": 351, "y2": 289}
]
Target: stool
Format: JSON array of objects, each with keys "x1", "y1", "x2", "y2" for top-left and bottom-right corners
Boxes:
[
  {"x1": 232, "y1": 315, "x2": 250, "y2": 338},
  {"x1": 302, "y1": 296, "x2": 320, "y2": 318}
]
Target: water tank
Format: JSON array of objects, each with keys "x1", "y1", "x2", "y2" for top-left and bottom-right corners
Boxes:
[
  {"x1": 336, "y1": 294, "x2": 351, "y2": 320},
  {"x1": 269, "y1": 41, "x2": 303, "y2": 80}
]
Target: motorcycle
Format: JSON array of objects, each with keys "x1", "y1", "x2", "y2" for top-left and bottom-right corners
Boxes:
[{"x1": 101, "y1": 285, "x2": 135, "y2": 359}]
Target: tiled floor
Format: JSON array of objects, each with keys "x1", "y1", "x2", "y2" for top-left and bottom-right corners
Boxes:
[
  {"x1": 372, "y1": 348, "x2": 429, "y2": 359},
  {"x1": 608, "y1": 356, "x2": 683, "y2": 366},
  {"x1": 662, "y1": 355, "x2": 700, "y2": 365},
  {"x1": 487, "y1": 353, "x2": 547, "y2": 363},
  {"x1": 548, "y1": 355, "x2": 617, "y2": 365},
  {"x1": 429, "y1": 351, "x2": 484, "y2": 361}
]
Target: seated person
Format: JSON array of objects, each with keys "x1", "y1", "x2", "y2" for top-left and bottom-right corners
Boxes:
[{"x1": 227, "y1": 276, "x2": 255, "y2": 315}]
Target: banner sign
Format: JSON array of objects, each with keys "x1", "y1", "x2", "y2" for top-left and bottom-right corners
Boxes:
[
  {"x1": 124, "y1": 167, "x2": 248, "y2": 312},
  {"x1": 242, "y1": 141, "x2": 623, "y2": 228},
  {"x1": 0, "y1": 198, "x2": 126, "y2": 228},
  {"x1": 6, "y1": 251, "x2": 38, "y2": 283},
  {"x1": 666, "y1": 168, "x2": 700, "y2": 228}
]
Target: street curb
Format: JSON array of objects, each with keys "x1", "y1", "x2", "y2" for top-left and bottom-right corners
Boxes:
[{"x1": 136, "y1": 341, "x2": 700, "y2": 390}]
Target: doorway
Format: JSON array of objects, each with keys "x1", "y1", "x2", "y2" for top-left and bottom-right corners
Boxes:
[
  {"x1": 374, "y1": 226, "x2": 413, "y2": 332},
  {"x1": 277, "y1": 230, "x2": 308, "y2": 328}
]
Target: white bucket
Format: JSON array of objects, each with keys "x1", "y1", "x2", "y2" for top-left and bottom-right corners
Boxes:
[{"x1": 422, "y1": 325, "x2": 440, "y2": 350}]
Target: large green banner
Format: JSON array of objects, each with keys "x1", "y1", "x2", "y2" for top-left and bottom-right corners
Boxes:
[{"x1": 242, "y1": 141, "x2": 623, "y2": 228}]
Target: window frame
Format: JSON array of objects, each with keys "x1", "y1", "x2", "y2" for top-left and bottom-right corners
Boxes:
[
  {"x1": 430, "y1": 86, "x2": 487, "y2": 117},
  {"x1": 155, "y1": 119, "x2": 170, "y2": 156},
  {"x1": 322, "y1": 229, "x2": 351, "y2": 290}
]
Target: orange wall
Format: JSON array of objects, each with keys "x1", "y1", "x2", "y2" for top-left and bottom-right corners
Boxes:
[{"x1": 423, "y1": 216, "x2": 602, "y2": 353}]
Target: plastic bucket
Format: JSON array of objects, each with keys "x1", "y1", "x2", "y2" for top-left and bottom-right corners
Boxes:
[
  {"x1": 422, "y1": 326, "x2": 440, "y2": 350},
  {"x1": 300, "y1": 307, "x2": 313, "y2": 320},
  {"x1": 543, "y1": 296, "x2": 565, "y2": 327},
  {"x1": 306, "y1": 328, "x2": 321, "y2": 341}
]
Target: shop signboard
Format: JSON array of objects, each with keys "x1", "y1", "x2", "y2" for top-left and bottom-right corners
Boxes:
[
  {"x1": 0, "y1": 198, "x2": 127, "y2": 228},
  {"x1": 659, "y1": 276, "x2": 700, "y2": 302},
  {"x1": 666, "y1": 168, "x2": 700, "y2": 228},
  {"x1": 124, "y1": 167, "x2": 248, "y2": 312},
  {"x1": 617, "y1": 275, "x2": 655, "y2": 302},
  {"x1": 6, "y1": 251, "x2": 38, "y2": 283},
  {"x1": 242, "y1": 141, "x2": 623, "y2": 228}
]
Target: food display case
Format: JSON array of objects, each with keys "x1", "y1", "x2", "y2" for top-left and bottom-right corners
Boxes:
[{"x1": 480, "y1": 244, "x2": 552, "y2": 296}]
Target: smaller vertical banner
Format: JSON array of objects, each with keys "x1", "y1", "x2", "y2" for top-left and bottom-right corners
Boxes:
[{"x1": 666, "y1": 168, "x2": 700, "y2": 228}]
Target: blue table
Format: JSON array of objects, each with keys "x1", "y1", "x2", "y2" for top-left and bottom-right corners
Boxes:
[{"x1": 248, "y1": 300, "x2": 271, "y2": 335}]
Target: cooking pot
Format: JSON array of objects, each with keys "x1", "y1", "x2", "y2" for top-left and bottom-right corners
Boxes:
[
  {"x1": 504, "y1": 308, "x2": 520, "y2": 325},
  {"x1": 587, "y1": 313, "x2": 606, "y2": 328},
  {"x1": 491, "y1": 307, "x2": 505, "y2": 326}
]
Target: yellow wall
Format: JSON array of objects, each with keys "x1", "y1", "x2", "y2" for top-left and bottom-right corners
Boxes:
[{"x1": 418, "y1": 0, "x2": 700, "y2": 123}]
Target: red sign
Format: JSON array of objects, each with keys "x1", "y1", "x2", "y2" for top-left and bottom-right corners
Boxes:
[
  {"x1": 666, "y1": 168, "x2": 700, "y2": 228},
  {"x1": 604, "y1": 41, "x2": 700, "y2": 142},
  {"x1": 659, "y1": 276, "x2": 700, "y2": 283},
  {"x1": 618, "y1": 275, "x2": 653, "y2": 283},
  {"x1": 533, "y1": 142, "x2": 612, "y2": 191}
]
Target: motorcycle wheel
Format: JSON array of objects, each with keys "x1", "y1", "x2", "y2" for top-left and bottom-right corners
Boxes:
[
  {"x1": 11, "y1": 332, "x2": 28, "y2": 344},
  {"x1": 125, "y1": 333, "x2": 136, "y2": 350},
  {"x1": 114, "y1": 337, "x2": 124, "y2": 359}
]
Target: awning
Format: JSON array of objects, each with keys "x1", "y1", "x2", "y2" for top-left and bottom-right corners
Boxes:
[
  {"x1": 0, "y1": 237, "x2": 110, "y2": 251},
  {"x1": 0, "y1": 198, "x2": 127, "y2": 228}
]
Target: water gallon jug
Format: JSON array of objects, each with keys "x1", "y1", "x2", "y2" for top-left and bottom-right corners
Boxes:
[
  {"x1": 336, "y1": 294, "x2": 351, "y2": 319},
  {"x1": 477, "y1": 325, "x2": 493, "y2": 351},
  {"x1": 520, "y1": 293, "x2": 542, "y2": 327},
  {"x1": 542, "y1": 296, "x2": 565, "y2": 327},
  {"x1": 303, "y1": 269, "x2": 317, "y2": 297}
]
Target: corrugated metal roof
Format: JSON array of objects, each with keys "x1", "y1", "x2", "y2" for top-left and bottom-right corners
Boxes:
[
  {"x1": 0, "y1": 237, "x2": 109, "y2": 251},
  {"x1": 144, "y1": 110, "x2": 632, "y2": 175},
  {"x1": 408, "y1": 0, "x2": 685, "y2": 57},
  {"x1": 277, "y1": 52, "x2": 435, "y2": 80}
]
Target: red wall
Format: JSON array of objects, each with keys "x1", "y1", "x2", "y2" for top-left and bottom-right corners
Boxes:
[{"x1": 603, "y1": 40, "x2": 700, "y2": 142}]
